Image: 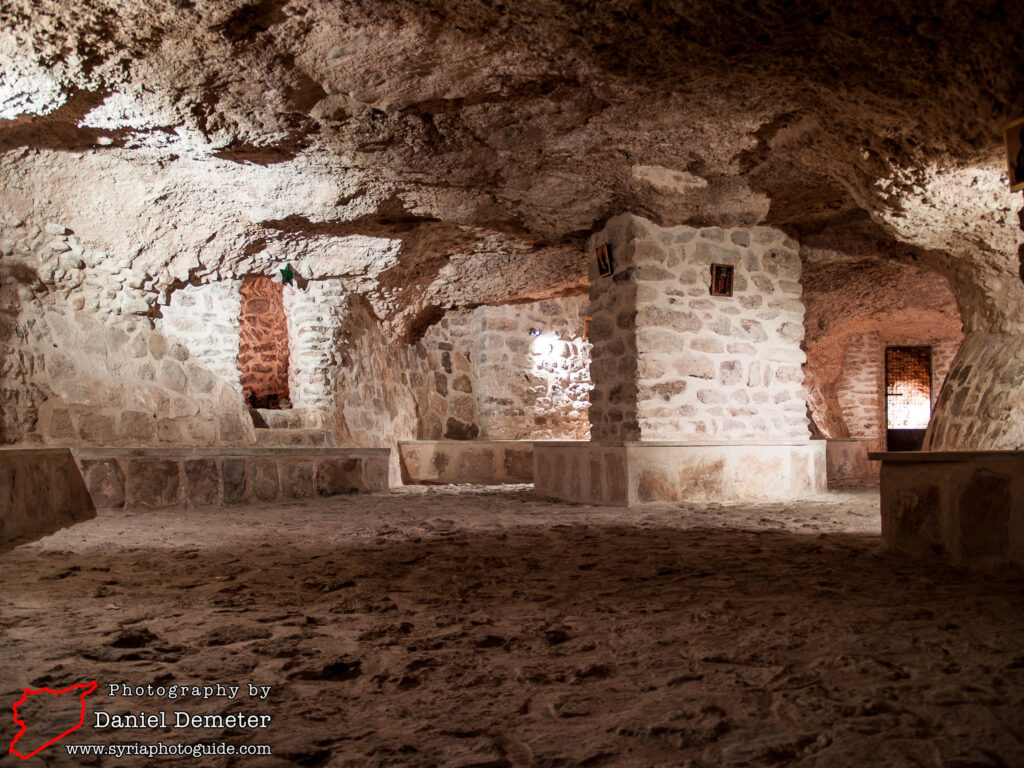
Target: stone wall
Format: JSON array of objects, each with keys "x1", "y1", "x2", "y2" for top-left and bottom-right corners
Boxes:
[
  {"x1": 926, "y1": 332, "x2": 1024, "y2": 450},
  {"x1": 835, "y1": 334, "x2": 961, "y2": 445},
  {"x1": 283, "y1": 279, "x2": 348, "y2": 421},
  {"x1": 399, "y1": 297, "x2": 591, "y2": 443},
  {"x1": 411, "y1": 312, "x2": 480, "y2": 440},
  {"x1": 473, "y1": 297, "x2": 590, "y2": 440},
  {"x1": 238, "y1": 276, "x2": 290, "y2": 408},
  {"x1": 0, "y1": 214, "x2": 353, "y2": 448},
  {"x1": 835, "y1": 334, "x2": 884, "y2": 440},
  {"x1": 335, "y1": 296, "x2": 420, "y2": 484},
  {"x1": 588, "y1": 214, "x2": 809, "y2": 442}
]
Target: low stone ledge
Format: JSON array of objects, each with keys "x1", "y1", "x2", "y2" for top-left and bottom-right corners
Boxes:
[
  {"x1": 0, "y1": 448, "x2": 95, "y2": 551},
  {"x1": 826, "y1": 438, "x2": 880, "y2": 484},
  {"x1": 869, "y1": 451, "x2": 1024, "y2": 569},
  {"x1": 534, "y1": 441, "x2": 826, "y2": 505},
  {"x1": 399, "y1": 441, "x2": 533, "y2": 485},
  {"x1": 72, "y1": 448, "x2": 389, "y2": 510}
]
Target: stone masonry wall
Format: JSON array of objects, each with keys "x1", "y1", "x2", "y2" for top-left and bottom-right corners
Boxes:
[
  {"x1": 411, "y1": 312, "x2": 480, "y2": 440},
  {"x1": 0, "y1": 210, "x2": 352, "y2": 447},
  {"x1": 836, "y1": 334, "x2": 962, "y2": 445},
  {"x1": 335, "y1": 296, "x2": 420, "y2": 484},
  {"x1": 589, "y1": 214, "x2": 809, "y2": 442},
  {"x1": 395, "y1": 296, "x2": 591, "y2": 442},
  {"x1": 836, "y1": 334, "x2": 884, "y2": 440},
  {"x1": 283, "y1": 279, "x2": 348, "y2": 422},
  {"x1": 473, "y1": 296, "x2": 590, "y2": 440},
  {"x1": 926, "y1": 332, "x2": 1024, "y2": 450}
]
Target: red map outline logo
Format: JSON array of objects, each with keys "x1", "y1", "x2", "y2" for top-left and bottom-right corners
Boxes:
[{"x1": 9, "y1": 680, "x2": 98, "y2": 759}]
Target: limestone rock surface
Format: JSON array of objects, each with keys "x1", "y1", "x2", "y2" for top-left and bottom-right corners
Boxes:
[{"x1": 1, "y1": 0, "x2": 1023, "y2": 336}]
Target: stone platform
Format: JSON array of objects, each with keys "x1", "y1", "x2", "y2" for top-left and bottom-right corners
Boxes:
[
  {"x1": 0, "y1": 448, "x2": 95, "y2": 551},
  {"x1": 74, "y1": 447, "x2": 390, "y2": 510},
  {"x1": 826, "y1": 438, "x2": 880, "y2": 485},
  {"x1": 399, "y1": 441, "x2": 533, "y2": 485},
  {"x1": 534, "y1": 441, "x2": 826, "y2": 505},
  {"x1": 871, "y1": 451, "x2": 1024, "y2": 569}
]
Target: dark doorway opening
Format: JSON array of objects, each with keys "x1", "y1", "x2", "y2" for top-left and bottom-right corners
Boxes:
[{"x1": 885, "y1": 346, "x2": 931, "y2": 451}]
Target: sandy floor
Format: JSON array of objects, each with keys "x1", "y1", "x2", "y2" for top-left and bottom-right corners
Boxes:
[{"x1": 1, "y1": 486, "x2": 1022, "y2": 767}]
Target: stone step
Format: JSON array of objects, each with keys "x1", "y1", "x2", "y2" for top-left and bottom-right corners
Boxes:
[
  {"x1": 253, "y1": 429, "x2": 335, "y2": 447},
  {"x1": 249, "y1": 408, "x2": 321, "y2": 430}
]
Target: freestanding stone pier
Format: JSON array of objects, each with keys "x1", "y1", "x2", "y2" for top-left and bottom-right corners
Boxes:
[{"x1": 535, "y1": 214, "x2": 826, "y2": 504}]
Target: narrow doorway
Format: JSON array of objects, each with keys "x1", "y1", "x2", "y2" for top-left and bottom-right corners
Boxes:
[
  {"x1": 885, "y1": 346, "x2": 931, "y2": 451},
  {"x1": 238, "y1": 276, "x2": 291, "y2": 409}
]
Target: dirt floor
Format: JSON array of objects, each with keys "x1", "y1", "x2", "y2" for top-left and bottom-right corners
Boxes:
[{"x1": 1, "y1": 485, "x2": 1022, "y2": 767}]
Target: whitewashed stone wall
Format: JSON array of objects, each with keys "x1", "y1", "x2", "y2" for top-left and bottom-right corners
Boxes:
[
  {"x1": 284, "y1": 279, "x2": 348, "y2": 426},
  {"x1": 393, "y1": 297, "x2": 592, "y2": 442},
  {"x1": 589, "y1": 214, "x2": 809, "y2": 442},
  {"x1": 474, "y1": 297, "x2": 590, "y2": 440}
]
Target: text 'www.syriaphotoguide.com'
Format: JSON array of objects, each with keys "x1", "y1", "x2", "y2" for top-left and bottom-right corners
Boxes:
[{"x1": 64, "y1": 742, "x2": 273, "y2": 758}]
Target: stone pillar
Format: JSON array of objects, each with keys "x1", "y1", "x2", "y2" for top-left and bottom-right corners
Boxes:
[
  {"x1": 535, "y1": 213, "x2": 825, "y2": 505},
  {"x1": 925, "y1": 332, "x2": 1024, "y2": 450}
]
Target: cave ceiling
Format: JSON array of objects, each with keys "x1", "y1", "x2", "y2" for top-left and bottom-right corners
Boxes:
[{"x1": 1, "y1": 0, "x2": 1023, "y2": 335}]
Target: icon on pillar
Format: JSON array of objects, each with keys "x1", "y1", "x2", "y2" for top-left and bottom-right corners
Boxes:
[{"x1": 710, "y1": 263, "x2": 734, "y2": 297}]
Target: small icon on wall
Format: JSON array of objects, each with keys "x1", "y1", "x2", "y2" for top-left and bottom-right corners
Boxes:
[{"x1": 710, "y1": 263, "x2": 734, "y2": 297}]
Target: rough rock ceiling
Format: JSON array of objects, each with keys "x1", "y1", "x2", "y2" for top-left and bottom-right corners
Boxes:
[{"x1": 1, "y1": 0, "x2": 1023, "y2": 335}]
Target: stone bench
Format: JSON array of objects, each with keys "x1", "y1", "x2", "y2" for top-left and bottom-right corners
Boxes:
[
  {"x1": 535, "y1": 441, "x2": 827, "y2": 505},
  {"x1": 826, "y1": 438, "x2": 880, "y2": 485},
  {"x1": 75, "y1": 447, "x2": 390, "y2": 510},
  {"x1": 870, "y1": 450, "x2": 1024, "y2": 569},
  {"x1": 0, "y1": 448, "x2": 94, "y2": 551},
  {"x1": 399, "y1": 441, "x2": 534, "y2": 485}
]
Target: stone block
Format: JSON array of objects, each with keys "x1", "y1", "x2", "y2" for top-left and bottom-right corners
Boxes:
[
  {"x1": 504, "y1": 447, "x2": 533, "y2": 481},
  {"x1": 281, "y1": 461, "x2": 315, "y2": 498},
  {"x1": 316, "y1": 458, "x2": 362, "y2": 495},
  {"x1": 247, "y1": 459, "x2": 280, "y2": 502},
  {"x1": 223, "y1": 458, "x2": 247, "y2": 505},
  {"x1": 47, "y1": 408, "x2": 76, "y2": 440},
  {"x1": 219, "y1": 413, "x2": 248, "y2": 442},
  {"x1": 637, "y1": 467, "x2": 677, "y2": 502},
  {"x1": 184, "y1": 459, "x2": 219, "y2": 506},
  {"x1": 678, "y1": 458, "x2": 725, "y2": 498},
  {"x1": 958, "y1": 470, "x2": 1010, "y2": 559},
  {"x1": 126, "y1": 459, "x2": 180, "y2": 508},
  {"x1": 457, "y1": 448, "x2": 496, "y2": 481},
  {"x1": 77, "y1": 413, "x2": 116, "y2": 442},
  {"x1": 445, "y1": 418, "x2": 479, "y2": 440},
  {"x1": 362, "y1": 456, "x2": 390, "y2": 492},
  {"x1": 121, "y1": 411, "x2": 157, "y2": 441},
  {"x1": 186, "y1": 364, "x2": 216, "y2": 394},
  {"x1": 81, "y1": 459, "x2": 126, "y2": 508}
]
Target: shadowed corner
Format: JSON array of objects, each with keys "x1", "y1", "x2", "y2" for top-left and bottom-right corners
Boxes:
[{"x1": 0, "y1": 448, "x2": 96, "y2": 556}]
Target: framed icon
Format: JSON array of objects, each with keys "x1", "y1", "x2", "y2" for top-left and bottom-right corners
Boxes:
[
  {"x1": 596, "y1": 243, "x2": 614, "y2": 277},
  {"x1": 710, "y1": 263, "x2": 734, "y2": 297}
]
